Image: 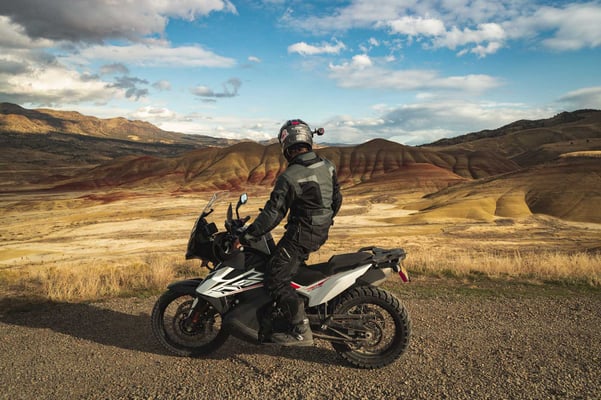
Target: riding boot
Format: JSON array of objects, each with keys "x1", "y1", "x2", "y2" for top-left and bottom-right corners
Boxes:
[{"x1": 271, "y1": 299, "x2": 314, "y2": 347}]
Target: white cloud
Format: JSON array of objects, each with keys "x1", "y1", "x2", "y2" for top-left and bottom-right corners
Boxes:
[
  {"x1": 156, "y1": 114, "x2": 275, "y2": 141},
  {"x1": 328, "y1": 56, "x2": 501, "y2": 93},
  {"x1": 385, "y1": 16, "x2": 446, "y2": 37},
  {"x1": 0, "y1": 59, "x2": 120, "y2": 106},
  {"x1": 71, "y1": 43, "x2": 236, "y2": 68},
  {"x1": 288, "y1": 40, "x2": 346, "y2": 56},
  {"x1": 536, "y1": 3, "x2": 601, "y2": 50},
  {"x1": 323, "y1": 100, "x2": 553, "y2": 145},
  {"x1": 129, "y1": 106, "x2": 177, "y2": 120},
  {"x1": 248, "y1": 56, "x2": 261, "y2": 63},
  {"x1": 558, "y1": 86, "x2": 601, "y2": 109},
  {"x1": 296, "y1": 1, "x2": 601, "y2": 56}
]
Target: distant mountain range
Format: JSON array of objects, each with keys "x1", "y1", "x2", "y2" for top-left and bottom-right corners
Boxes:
[{"x1": 2, "y1": 103, "x2": 600, "y2": 223}]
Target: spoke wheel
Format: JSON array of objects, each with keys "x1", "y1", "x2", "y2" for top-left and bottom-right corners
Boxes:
[
  {"x1": 151, "y1": 290, "x2": 229, "y2": 357},
  {"x1": 331, "y1": 286, "x2": 411, "y2": 369}
]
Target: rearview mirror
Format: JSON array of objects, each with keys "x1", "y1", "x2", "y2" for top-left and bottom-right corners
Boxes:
[{"x1": 236, "y1": 193, "x2": 248, "y2": 219}]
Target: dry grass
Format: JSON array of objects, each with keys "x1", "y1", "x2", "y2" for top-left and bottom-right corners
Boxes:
[
  {"x1": 1, "y1": 191, "x2": 600, "y2": 304},
  {"x1": 1, "y1": 248, "x2": 599, "y2": 304},
  {"x1": 404, "y1": 247, "x2": 601, "y2": 286},
  {"x1": 0, "y1": 255, "x2": 199, "y2": 302}
]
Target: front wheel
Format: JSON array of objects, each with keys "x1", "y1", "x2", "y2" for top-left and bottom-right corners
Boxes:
[
  {"x1": 151, "y1": 289, "x2": 229, "y2": 357},
  {"x1": 330, "y1": 286, "x2": 411, "y2": 369}
]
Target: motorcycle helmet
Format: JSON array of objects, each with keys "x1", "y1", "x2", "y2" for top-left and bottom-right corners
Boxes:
[{"x1": 278, "y1": 119, "x2": 313, "y2": 157}]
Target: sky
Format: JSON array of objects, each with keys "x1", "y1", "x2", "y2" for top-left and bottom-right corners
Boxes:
[{"x1": 0, "y1": 0, "x2": 600, "y2": 145}]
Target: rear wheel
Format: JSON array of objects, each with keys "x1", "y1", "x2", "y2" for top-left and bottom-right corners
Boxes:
[
  {"x1": 330, "y1": 286, "x2": 411, "y2": 369},
  {"x1": 151, "y1": 289, "x2": 229, "y2": 356}
]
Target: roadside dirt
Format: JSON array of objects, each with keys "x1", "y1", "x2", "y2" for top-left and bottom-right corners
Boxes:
[{"x1": 1, "y1": 281, "x2": 600, "y2": 400}]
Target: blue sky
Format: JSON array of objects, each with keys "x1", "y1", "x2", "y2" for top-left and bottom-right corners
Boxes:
[{"x1": 1, "y1": 0, "x2": 600, "y2": 145}]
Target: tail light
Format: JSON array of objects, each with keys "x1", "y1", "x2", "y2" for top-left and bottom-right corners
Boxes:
[{"x1": 398, "y1": 265, "x2": 410, "y2": 283}]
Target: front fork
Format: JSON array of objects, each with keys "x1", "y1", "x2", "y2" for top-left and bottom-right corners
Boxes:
[{"x1": 182, "y1": 297, "x2": 207, "y2": 333}]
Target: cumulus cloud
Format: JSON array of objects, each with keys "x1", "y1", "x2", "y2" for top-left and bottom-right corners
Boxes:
[
  {"x1": 288, "y1": 40, "x2": 346, "y2": 56},
  {"x1": 385, "y1": 16, "x2": 446, "y2": 37},
  {"x1": 0, "y1": 16, "x2": 53, "y2": 49},
  {"x1": 0, "y1": 2, "x2": 238, "y2": 108},
  {"x1": 296, "y1": 1, "x2": 601, "y2": 57},
  {"x1": 0, "y1": 60, "x2": 120, "y2": 106},
  {"x1": 328, "y1": 55, "x2": 501, "y2": 93},
  {"x1": 520, "y1": 3, "x2": 601, "y2": 51},
  {"x1": 0, "y1": 0, "x2": 236, "y2": 42}
]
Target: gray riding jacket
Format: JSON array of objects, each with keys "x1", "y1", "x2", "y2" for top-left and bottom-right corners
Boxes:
[{"x1": 247, "y1": 151, "x2": 342, "y2": 251}]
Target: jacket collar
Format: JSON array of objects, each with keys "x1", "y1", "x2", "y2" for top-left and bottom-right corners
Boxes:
[{"x1": 289, "y1": 151, "x2": 319, "y2": 166}]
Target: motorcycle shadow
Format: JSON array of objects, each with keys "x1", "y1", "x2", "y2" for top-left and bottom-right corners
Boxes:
[{"x1": 0, "y1": 299, "x2": 343, "y2": 366}]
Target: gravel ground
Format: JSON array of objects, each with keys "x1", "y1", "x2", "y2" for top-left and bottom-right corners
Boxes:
[{"x1": 1, "y1": 282, "x2": 600, "y2": 400}]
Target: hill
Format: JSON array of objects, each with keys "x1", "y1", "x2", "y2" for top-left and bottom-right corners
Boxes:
[
  {"x1": 0, "y1": 103, "x2": 233, "y2": 146},
  {"x1": 0, "y1": 103, "x2": 236, "y2": 190},
  {"x1": 51, "y1": 139, "x2": 518, "y2": 193},
  {"x1": 2, "y1": 103, "x2": 600, "y2": 223},
  {"x1": 424, "y1": 109, "x2": 601, "y2": 166},
  {"x1": 405, "y1": 154, "x2": 601, "y2": 223}
]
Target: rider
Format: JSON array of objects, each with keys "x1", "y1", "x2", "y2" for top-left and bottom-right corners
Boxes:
[{"x1": 243, "y1": 119, "x2": 342, "y2": 346}]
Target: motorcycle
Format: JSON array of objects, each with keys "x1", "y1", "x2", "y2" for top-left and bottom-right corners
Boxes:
[{"x1": 151, "y1": 192, "x2": 411, "y2": 369}]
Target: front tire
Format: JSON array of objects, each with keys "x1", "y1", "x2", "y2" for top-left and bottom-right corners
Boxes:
[
  {"x1": 330, "y1": 286, "x2": 411, "y2": 369},
  {"x1": 151, "y1": 289, "x2": 229, "y2": 357}
]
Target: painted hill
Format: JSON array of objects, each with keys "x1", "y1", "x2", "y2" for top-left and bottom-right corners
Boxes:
[
  {"x1": 53, "y1": 140, "x2": 517, "y2": 193},
  {"x1": 424, "y1": 109, "x2": 601, "y2": 167},
  {"x1": 3, "y1": 103, "x2": 600, "y2": 223},
  {"x1": 405, "y1": 154, "x2": 601, "y2": 223}
]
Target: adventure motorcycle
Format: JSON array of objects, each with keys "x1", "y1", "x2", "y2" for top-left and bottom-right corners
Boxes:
[{"x1": 151, "y1": 192, "x2": 411, "y2": 369}]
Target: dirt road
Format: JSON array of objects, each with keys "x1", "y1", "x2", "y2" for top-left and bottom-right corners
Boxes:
[{"x1": 1, "y1": 282, "x2": 600, "y2": 400}]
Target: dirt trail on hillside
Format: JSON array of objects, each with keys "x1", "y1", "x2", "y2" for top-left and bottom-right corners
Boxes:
[{"x1": 1, "y1": 285, "x2": 600, "y2": 400}]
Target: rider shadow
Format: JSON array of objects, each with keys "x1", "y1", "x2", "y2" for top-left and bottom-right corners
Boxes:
[{"x1": 0, "y1": 299, "x2": 343, "y2": 366}]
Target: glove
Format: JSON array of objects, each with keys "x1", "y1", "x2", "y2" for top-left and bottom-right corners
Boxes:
[{"x1": 236, "y1": 224, "x2": 256, "y2": 245}]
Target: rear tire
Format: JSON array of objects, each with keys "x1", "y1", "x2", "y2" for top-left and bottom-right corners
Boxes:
[
  {"x1": 151, "y1": 289, "x2": 229, "y2": 357},
  {"x1": 330, "y1": 286, "x2": 411, "y2": 369}
]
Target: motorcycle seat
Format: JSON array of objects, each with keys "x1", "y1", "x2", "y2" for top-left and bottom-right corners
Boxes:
[{"x1": 292, "y1": 251, "x2": 374, "y2": 286}]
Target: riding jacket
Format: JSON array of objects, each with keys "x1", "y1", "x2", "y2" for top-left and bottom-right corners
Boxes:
[{"x1": 247, "y1": 151, "x2": 342, "y2": 252}]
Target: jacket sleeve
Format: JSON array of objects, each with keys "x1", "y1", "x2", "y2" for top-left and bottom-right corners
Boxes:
[
  {"x1": 247, "y1": 175, "x2": 292, "y2": 237},
  {"x1": 331, "y1": 167, "x2": 343, "y2": 218}
]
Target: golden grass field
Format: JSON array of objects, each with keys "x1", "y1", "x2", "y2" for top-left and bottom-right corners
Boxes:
[
  {"x1": 1, "y1": 187, "x2": 600, "y2": 304},
  {"x1": 0, "y1": 188, "x2": 601, "y2": 301}
]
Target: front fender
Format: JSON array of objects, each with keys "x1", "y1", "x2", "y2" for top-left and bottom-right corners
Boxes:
[
  {"x1": 167, "y1": 278, "x2": 203, "y2": 294},
  {"x1": 166, "y1": 278, "x2": 229, "y2": 314}
]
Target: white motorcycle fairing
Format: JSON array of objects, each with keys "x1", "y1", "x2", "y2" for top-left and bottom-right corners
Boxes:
[
  {"x1": 292, "y1": 263, "x2": 372, "y2": 307},
  {"x1": 195, "y1": 261, "x2": 374, "y2": 308}
]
